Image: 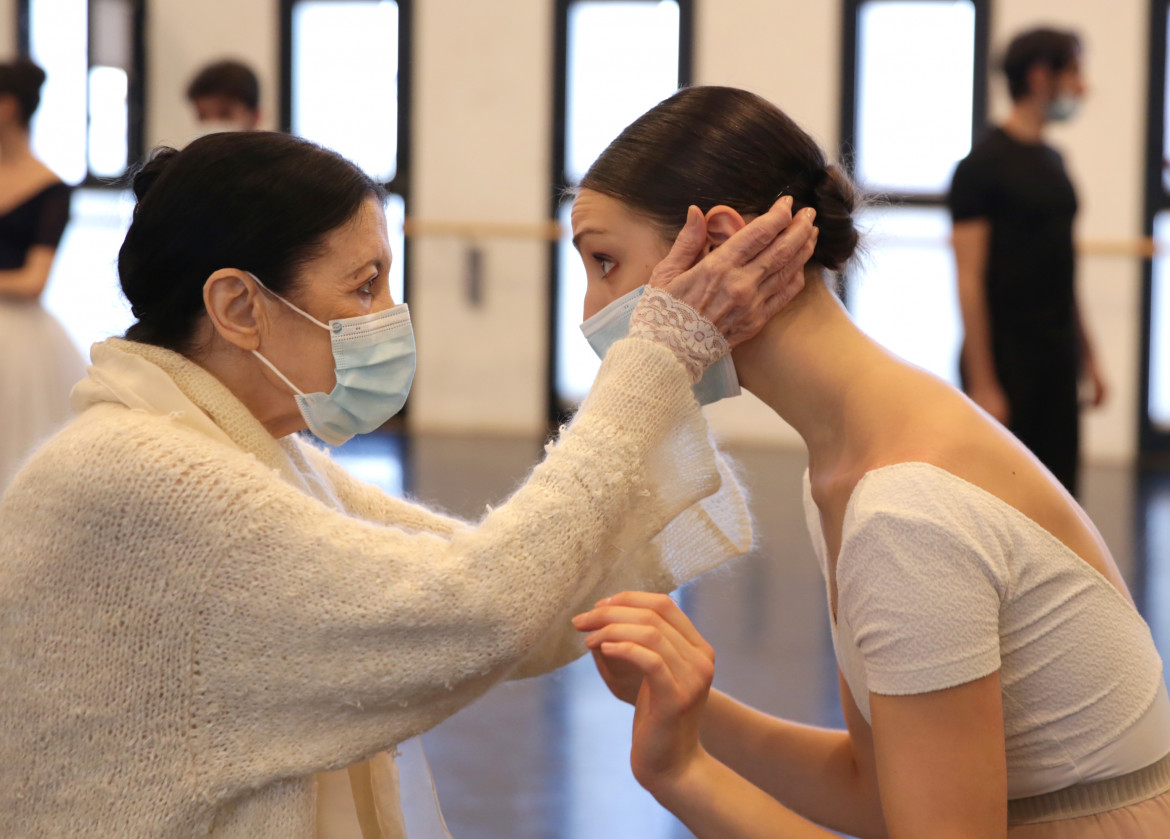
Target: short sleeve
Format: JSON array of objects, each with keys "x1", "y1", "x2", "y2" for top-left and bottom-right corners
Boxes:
[
  {"x1": 32, "y1": 184, "x2": 71, "y2": 249},
  {"x1": 837, "y1": 507, "x2": 1007, "y2": 697},
  {"x1": 947, "y1": 153, "x2": 992, "y2": 223}
]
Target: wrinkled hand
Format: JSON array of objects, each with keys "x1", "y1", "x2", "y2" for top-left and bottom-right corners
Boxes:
[
  {"x1": 573, "y1": 591, "x2": 716, "y2": 790},
  {"x1": 648, "y1": 197, "x2": 818, "y2": 349}
]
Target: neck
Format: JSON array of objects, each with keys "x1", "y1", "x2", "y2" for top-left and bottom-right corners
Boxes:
[
  {"x1": 1001, "y1": 99, "x2": 1047, "y2": 144},
  {"x1": 730, "y1": 271, "x2": 895, "y2": 476},
  {"x1": 0, "y1": 123, "x2": 32, "y2": 164}
]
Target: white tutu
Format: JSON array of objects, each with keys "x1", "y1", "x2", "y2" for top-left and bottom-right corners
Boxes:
[{"x1": 0, "y1": 300, "x2": 87, "y2": 491}]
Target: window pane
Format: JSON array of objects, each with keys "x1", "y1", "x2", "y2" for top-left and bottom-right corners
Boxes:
[
  {"x1": 1150, "y1": 211, "x2": 1170, "y2": 429},
  {"x1": 87, "y1": 66, "x2": 128, "y2": 178},
  {"x1": 291, "y1": 0, "x2": 399, "y2": 183},
  {"x1": 565, "y1": 0, "x2": 680, "y2": 183},
  {"x1": 41, "y1": 189, "x2": 136, "y2": 357},
  {"x1": 87, "y1": 0, "x2": 135, "y2": 178},
  {"x1": 28, "y1": 0, "x2": 89, "y2": 184},
  {"x1": 855, "y1": 0, "x2": 975, "y2": 195},
  {"x1": 384, "y1": 192, "x2": 406, "y2": 305},
  {"x1": 556, "y1": 0, "x2": 680, "y2": 407},
  {"x1": 846, "y1": 205, "x2": 962, "y2": 385}
]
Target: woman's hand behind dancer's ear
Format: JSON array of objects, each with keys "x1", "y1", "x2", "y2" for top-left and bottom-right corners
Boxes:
[
  {"x1": 573, "y1": 591, "x2": 717, "y2": 790},
  {"x1": 648, "y1": 197, "x2": 818, "y2": 349}
]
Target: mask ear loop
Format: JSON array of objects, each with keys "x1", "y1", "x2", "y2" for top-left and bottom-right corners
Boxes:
[
  {"x1": 251, "y1": 349, "x2": 308, "y2": 397},
  {"x1": 242, "y1": 270, "x2": 318, "y2": 397}
]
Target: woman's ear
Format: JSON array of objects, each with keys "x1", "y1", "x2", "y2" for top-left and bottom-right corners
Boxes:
[
  {"x1": 704, "y1": 205, "x2": 748, "y2": 250},
  {"x1": 203, "y1": 269, "x2": 265, "y2": 351}
]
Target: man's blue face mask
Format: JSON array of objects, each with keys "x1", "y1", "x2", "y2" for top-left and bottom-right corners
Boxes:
[
  {"x1": 580, "y1": 285, "x2": 741, "y2": 405},
  {"x1": 248, "y1": 273, "x2": 416, "y2": 446}
]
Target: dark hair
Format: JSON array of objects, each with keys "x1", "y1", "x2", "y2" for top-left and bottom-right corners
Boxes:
[
  {"x1": 580, "y1": 86, "x2": 858, "y2": 273},
  {"x1": 0, "y1": 59, "x2": 47, "y2": 126},
  {"x1": 119, "y1": 132, "x2": 384, "y2": 352},
  {"x1": 1002, "y1": 28, "x2": 1082, "y2": 102},
  {"x1": 185, "y1": 59, "x2": 260, "y2": 111}
]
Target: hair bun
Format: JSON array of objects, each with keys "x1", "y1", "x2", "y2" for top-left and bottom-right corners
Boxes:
[
  {"x1": 130, "y1": 147, "x2": 180, "y2": 203},
  {"x1": 809, "y1": 164, "x2": 860, "y2": 273}
]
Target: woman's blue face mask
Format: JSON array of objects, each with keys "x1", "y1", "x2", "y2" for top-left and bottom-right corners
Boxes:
[{"x1": 248, "y1": 273, "x2": 416, "y2": 446}]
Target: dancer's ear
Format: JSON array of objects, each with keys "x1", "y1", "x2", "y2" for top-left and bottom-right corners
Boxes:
[{"x1": 704, "y1": 205, "x2": 749, "y2": 251}]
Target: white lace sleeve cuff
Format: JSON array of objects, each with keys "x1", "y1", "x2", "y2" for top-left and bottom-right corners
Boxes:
[{"x1": 628, "y1": 287, "x2": 730, "y2": 383}]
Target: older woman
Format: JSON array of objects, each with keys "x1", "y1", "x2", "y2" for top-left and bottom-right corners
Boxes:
[{"x1": 0, "y1": 131, "x2": 815, "y2": 837}]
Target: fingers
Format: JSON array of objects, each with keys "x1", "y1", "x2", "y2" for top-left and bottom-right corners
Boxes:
[
  {"x1": 589, "y1": 620, "x2": 715, "y2": 711},
  {"x1": 570, "y1": 589, "x2": 706, "y2": 645},
  {"x1": 572, "y1": 592, "x2": 716, "y2": 689},
  {"x1": 574, "y1": 591, "x2": 712, "y2": 657},
  {"x1": 752, "y1": 206, "x2": 817, "y2": 281},
  {"x1": 597, "y1": 640, "x2": 682, "y2": 703},
  {"x1": 755, "y1": 223, "x2": 818, "y2": 321},
  {"x1": 717, "y1": 195, "x2": 796, "y2": 265},
  {"x1": 650, "y1": 206, "x2": 707, "y2": 284}
]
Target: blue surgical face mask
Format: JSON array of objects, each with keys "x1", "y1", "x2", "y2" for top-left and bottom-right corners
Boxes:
[
  {"x1": 248, "y1": 273, "x2": 416, "y2": 446},
  {"x1": 1045, "y1": 93, "x2": 1080, "y2": 122},
  {"x1": 580, "y1": 285, "x2": 741, "y2": 405}
]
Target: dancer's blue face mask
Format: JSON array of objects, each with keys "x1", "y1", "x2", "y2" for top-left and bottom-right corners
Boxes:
[
  {"x1": 580, "y1": 285, "x2": 740, "y2": 405},
  {"x1": 248, "y1": 273, "x2": 416, "y2": 446}
]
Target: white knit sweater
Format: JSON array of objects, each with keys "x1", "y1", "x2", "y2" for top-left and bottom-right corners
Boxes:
[{"x1": 0, "y1": 335, "x2": 751, "y2": 838}]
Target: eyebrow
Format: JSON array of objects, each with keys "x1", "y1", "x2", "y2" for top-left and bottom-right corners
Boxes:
[
  {"x1": 571, "y1": 227, "x2": 606, "y2": 251},
  {"x1": 350, "y1": 258, "x2": 385, "y2": 278}
]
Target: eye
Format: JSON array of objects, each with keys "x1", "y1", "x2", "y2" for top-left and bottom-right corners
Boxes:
[
  {"x1": 594, "y1": 255, "x2": 615, "y2": 278},
  {"x1": 358, "y1": 276, "x2": 377, "y2": 296}
]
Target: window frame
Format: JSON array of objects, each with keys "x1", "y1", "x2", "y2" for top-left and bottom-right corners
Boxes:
[
  {"x1": 279, "y1": 0, "x2": 413, "y2": 290},
  {"x1": 16, "y1": 0, "x2": 147, "y2": 187},
  {"x1": 1142, "y1": 0, "x2": 1170, "y2": 457},
  {"x1": 546, "y1": 0, "x2": 694, "y2": 425}
]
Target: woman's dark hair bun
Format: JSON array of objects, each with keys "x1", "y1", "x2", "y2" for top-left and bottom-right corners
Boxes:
[
  {"x1": 809, "y1": 164, "x2": 860, "y2": 274},
  {"x1": 130, "y1": 147, "x2": 180, "y2": 204}
]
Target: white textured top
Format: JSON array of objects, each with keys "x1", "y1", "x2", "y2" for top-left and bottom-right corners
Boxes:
[
  {"x1": 803, "y1": 462, "x2": 1170, "y2": 798},
  {"x1": 0, "y1": 335, "x2": 752, "y2": 838}
]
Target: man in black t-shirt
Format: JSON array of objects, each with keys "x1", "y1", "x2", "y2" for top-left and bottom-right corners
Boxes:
[{"x1": 948, "y1": 27, "x2": 1106, "y2": 496}]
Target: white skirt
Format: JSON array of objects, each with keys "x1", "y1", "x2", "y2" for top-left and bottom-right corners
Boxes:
[{"x1": 0, "y1": 300, "x2": 87, "y2": 491}]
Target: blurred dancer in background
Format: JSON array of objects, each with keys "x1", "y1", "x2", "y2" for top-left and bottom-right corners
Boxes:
[
  {"x1": 0, "y1": 58, "x2": 84, "y2": 492},
  {"x1": 949, "y1": 27, "x2": 1106, "y2": 496},
  {"x1": 186, "y1": 58, "x2": 261, "y2": 132}
]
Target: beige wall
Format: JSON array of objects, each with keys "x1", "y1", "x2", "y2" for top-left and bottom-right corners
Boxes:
[
  {"x1": 10, "y1": 0, "x2": 1157, "y2": 462},
  {"x1": 407, "y1": 0, "x2": 553, "y2": 435},
  {"x1": 0, "y1": 0, "x2": 14, "y2": 58}
]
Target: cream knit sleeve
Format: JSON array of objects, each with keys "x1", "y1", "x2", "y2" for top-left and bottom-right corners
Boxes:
[
  {"x1": 176, "y1": 337, "x2": 732, "y2": 791},
  {"x1": 300, "y1": 372, "x2": 751, "y2": 683}
]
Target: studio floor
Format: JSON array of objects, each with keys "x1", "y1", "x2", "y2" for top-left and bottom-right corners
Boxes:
[{"x1": 332, "y1": 432, "x2": 1170, "y2": 839}]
